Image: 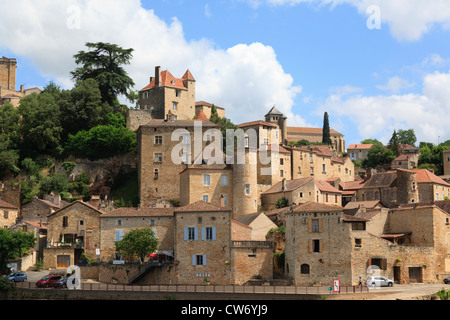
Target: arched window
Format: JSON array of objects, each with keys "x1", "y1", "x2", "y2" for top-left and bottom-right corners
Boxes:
[{"x1": 301, "y1": 264, "x2": 310, "y2": 275}]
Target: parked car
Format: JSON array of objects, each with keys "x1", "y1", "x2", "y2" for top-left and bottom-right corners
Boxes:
[
  {"x1": 444, "y1": 277, "x2": 450, "y2": 284},
  {"x1": 36, "y1": 275, "x2": 62, "y2": 288},
  {"x1": 366, "y1": 276, "x2": 394, "y2": 287},
  {"x1": 8, "y1": 272, "x2": 27, "y2": 282},
  {"x1": 54, "y1": 277, "x2": 68, "y2": 289}
]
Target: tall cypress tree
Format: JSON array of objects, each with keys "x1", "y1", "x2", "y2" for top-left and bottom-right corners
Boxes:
[
  {"x1": 388, "y1": 130, "x2": 401, "y2": 157},
  {"x1": 322, "y1": 112, "x2": 332, "y2": 145}
]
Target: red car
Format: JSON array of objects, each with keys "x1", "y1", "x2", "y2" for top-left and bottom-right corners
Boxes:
[{"x1": 36, "y1": 275, "x2": 62, "y2": 288}]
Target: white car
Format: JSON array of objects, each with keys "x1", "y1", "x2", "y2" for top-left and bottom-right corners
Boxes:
[{"x1": 366, "y1": 276, "x2": 394, "y2": 287}]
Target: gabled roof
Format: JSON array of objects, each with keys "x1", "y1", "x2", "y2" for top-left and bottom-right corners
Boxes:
[
  {"x1": 261, "y1": 177, "x2": 314, "y2": 195},
  {"x1": 101, "y1": 207, "x2": 175, "y2": 218},
  {"x1": 194, "y1": 110, "x2": 209, "y2": 121},
  {"x1": 234, "y1": 212, "x2": 265, "y2": 226},
  {"x1": 47, "y1": 200, "x2": 104, "y2": 218},
  {"x1": 290, "y1": 202, "x2": 343, "y2": 213},
  {"x1": 362, "y1": 171, "x2": 397, "y2": 189},
  {"x1": 0, "y1": 199, "x2": 18, "y2": 209},
  {"x1": 347, "y1": 144, "x2": 373, "y2": 150},
  {"x1": 140, "y1": 69, "x2": 193, "y2": 91},
  {"x1": 409, "y1": 169, "x2": 450, "y2": 186},
  {"x1": 174, "y1": 201, "x2": 230, "y2": 213},
  {"x1": 140, "y1": 119, "x2": 218, "y2": 128},
  {"x1": 238, "y1": 120, "x2": 278, "y2": 129},
  {"x1": 315, "y1": 180, "x2": 342, "y2": 194}
]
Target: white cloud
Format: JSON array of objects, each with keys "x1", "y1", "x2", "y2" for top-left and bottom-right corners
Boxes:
[
  {"x1": 244, "y1": 0, "x2": 450, "y2": 41},
  {"x1": 376, "y1": 76, "x2": 415, "y2": 94},
  {"x1": 320, "y1": 70, "x2": 450, "y2": 144},
  {"x1": 0, "y1": 0, "x2": 305, "y2": 126}
]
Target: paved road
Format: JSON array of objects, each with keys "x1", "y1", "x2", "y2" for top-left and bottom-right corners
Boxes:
[{"x1": 14, "y1": 271, "x2": 450, "y2": 300}]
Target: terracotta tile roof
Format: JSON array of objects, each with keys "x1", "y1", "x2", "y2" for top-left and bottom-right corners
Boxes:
[
  {"x1": 194, "y1": 110, "x2": 209, "y2": 121},
  {"x1": 23, "y1": 220, "x2": 47, "y2": 229},
  {"x1": 339, "y1": 180, "x2": 365, "y2": 190},
  {"x1": 362, "y1": 172, "x2": 397, "y2": 189},
  {"x1": 238, "y1": 120, "x2": 278, "y2": 129},
  {"x1": 344, "y1": 200, "x2": 382, "y2": 210},
  {"x1": 342, "y1": 214, "x2": 369, "y2": 222},
  {"x1": 290, "y1": 202, "x2": 343, "y2": 213},
  {"x1": 140, "y1": 119, "x2": 218, "y2": 128},
  {"x1": 174, "y1": 201, "x2": 230, "y2": 213},
  {"x1": 262, "y1": 177, "x2": 314, "y2": 194},
  {"x1": 258, "y1": 144, "x2": 290, "y2": 154},
  {"x1": 347, "y1": 144, "x2": 373, "y2": 150},
  {"x1": 182, "y1": 69, "x2": 195, "y2": 81},
  {"x1": 234, "y1": 212, "x2": 263, "y2": 226},
  {"x1": 140, "y1": 69, "x2": 191, "y2": 91},
  {"x1": 315, "y1": 180, "x2": 342, "y2": 193},
  {"x1": 409, "y1": 169, "x2": 450, "y2": 186},
  {"x1": 195, "y1": 101, "x2": 225, "y2": 110},
  {"x1": 0, "y1": 199, "x2": 18, "y2": 209},
  {"x1": 102, "y1": 207, "x2": 175, "y2": 217},
  {"x1": 287, "y1": 127, "x2": 343, "y2": 136},
  {"x1": 47, "y1": 200, "x2": 104, "y2": 217}
]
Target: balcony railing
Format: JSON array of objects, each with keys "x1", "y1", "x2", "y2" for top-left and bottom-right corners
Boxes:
[
  {"x1": 231, "y1": 241, "x2": 273, "y2": 249},
  {"x1": 45, "y1": 242, "x2": 85, "y2": 249}
]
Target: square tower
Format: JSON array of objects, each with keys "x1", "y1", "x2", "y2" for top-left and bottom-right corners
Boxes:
[{"x1": 0, "y1": 57, "x2": 17, "y2": 91}]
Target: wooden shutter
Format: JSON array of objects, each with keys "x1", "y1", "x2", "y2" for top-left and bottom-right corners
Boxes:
[
  {"x1": 319, "y1": 219, "x2": 324, "y2": 233},
  {"x1": 319, "y1": 240, "x2": 323, "y2": 253},
  {"x1": 308, "y1": 220, "x2": 313, "y2": 233},
  {"x1": 184, "y1": 228, "x2": 188, "y2": 241},
  {"x1": 212, "y1": 228, "x2": 216, "y2": 241},
  {"x1": 308, "y1": 240, "x2": 313, "y2": 253},
  {"x1": 192, "y1": 255, "x2": 196, "y2": 266},
  {"x1": 201, "y1": 228, "x2": 206, "y2": 241},
  {"x1": 382, "y1": 258, "x2": 387, "y2": 270},
  {"x1": 194, "y1": 227, "x2": 199, "y2": 241},
  {"x1": 203, "y1": 255, "x2": 207, "y2": 266}
]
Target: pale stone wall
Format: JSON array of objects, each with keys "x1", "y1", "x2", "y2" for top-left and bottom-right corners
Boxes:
[
  {"x1": 231, "y1": 247, "x2": 273, "y2": 285},
  {"x1": 100, "y1": 215, "x2": 175, "y2": 261},
  {"x1": 174, "y1": 210, "x2": 232, "y2": 285},
  {"x1": 0, "y1": 207, "x2": 18, "y2": 229},
  {"x1": 179, "y1": 168, "x2": 234, "y2": 210},
  {"x1": 231, "y1": 220, "x2": 252, "y2": 241},
  {"x1": 0, "y1": 57, "x2": 16, "y2": 91}
]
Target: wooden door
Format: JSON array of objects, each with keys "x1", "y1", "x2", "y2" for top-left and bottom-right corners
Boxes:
[{"x1": 57, "y1": 255, "x2": 70, "y2": 268}]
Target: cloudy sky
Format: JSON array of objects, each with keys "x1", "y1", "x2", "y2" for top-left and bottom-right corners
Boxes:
[{"x1": 1, "y1": 0, "x2": 450, "y2": 146}]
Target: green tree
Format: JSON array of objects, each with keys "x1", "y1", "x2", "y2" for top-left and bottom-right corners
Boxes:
[
  {"x1": 115, "y1": 228, "x2": 158, "y2": 263},
  {"x1": 275, "y1": 197, "x2": 289, "y2": 209},
  {"x1": 18, "y1": 92, "x2": 63, "y2": 158},
  {"x1": 362, "y1": 144, "x2": 396, "y2": 168},
  {"x1": 65, "y1": 125, "x2": 136, "y2": 160},
  {"x1": 209, "y1": 112, "x2": 238, "y2": 153},
  {"x1": 397, "y1": 129, "x2": 417, "y2": 146},
  {"x1": 361, "y1": 138, "x2": 383, "y2": 147},
  {"x1": 60, "y1": 78, "x2": 113, "y2": 139},
  {"x1": 0, "y1": 228, "x2": 36, "y2": 273},
  {"x1": 388, "y1": 130, "x2": 401, "y2": 157},
  {"x1": 71, "y1": 42, "x2": 135, "y2": 105},
  {"x1": 322, "y1": 112, "x2": 332, "y2": 145},
  {"x1": 40, "y1": 174, "x2": 70, "y2": 195}
]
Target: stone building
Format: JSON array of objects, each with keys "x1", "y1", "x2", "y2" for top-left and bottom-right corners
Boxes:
[
  {"x1": 20, "y1": 194, "x2": 68, "y2": 225},
  {"x1": 99, "y1": 206, "x2": 175, "y2": 262},
  {"x1": 137, "y1": 115, "x2": 218, "y2": 207},
  {"x1": 355, "y1": 169, "x2": 450, "y2": 207},
  {"x1": 11, "y1": 220, "x2": 47, "y2": 260},
  {"x1": 195, "y1": 101, "x2": 226, "y2": 119},
  {"x1": 0, "y1": 199, "x2": 19, "y2": 229},
  {"x1": 284, "y1": 201, "x2": 450, "y2": 286},
  {"x1": 347, "y1": 144, "x2": 373, "y2": 162},
  {"x1": 0, "y1": 56, "x2": 42, "y2": 107},
  {"x1": 287, "y1": 127, "x2": 346, "y2": 154},
  {"x1": 260, "y1": 177, "x2": 342, "y2": 210},
  {"x1": 43, "y1": 201, "x2": 103, "y2": 269}
]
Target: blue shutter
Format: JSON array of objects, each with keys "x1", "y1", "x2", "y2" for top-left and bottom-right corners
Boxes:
[
  {"x1": 116, "y1": 230, "x2": 123, "y2": 241},
  {"x1": 212, "y1": 227, "x2": 216, "y2": 240},
  {"x1": 184, "y1": 228, "x2": 188, "y2": 241},
  {"x1": 203, "y1": 255, "x2": 207, "y2": 266},
  {"x1": 192, "y1": 255, "x2": 196, "y2": 266},
  {"x1": 194, "y1": 227, "x2": 198, "y2": 241},
  {"x1": 201, "y1": 227, "x2": 206, "y2": 241}
]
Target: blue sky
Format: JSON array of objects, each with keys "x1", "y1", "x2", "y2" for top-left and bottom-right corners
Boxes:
[{"x1": 1, "y1": 0, "x2": 450, "y2": 147}]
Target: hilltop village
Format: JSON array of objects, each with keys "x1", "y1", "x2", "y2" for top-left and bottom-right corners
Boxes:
[{"x1": 1, "y1": 59, "x2": 450, "y2": 287}]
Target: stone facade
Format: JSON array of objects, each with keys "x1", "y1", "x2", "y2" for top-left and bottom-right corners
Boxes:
[
  {"x1": 44, "y1": 201, "x2": 102, "y2": 269},
  {"x1": 287, "y1": 127, "x2": 345, "y2": 154},
  {"x1": 284, "y1": 202, "x2": 450, "y2": 286},
  {"x1": 347, "y1": 144, "x2": 373, "y2": 162},
  {"x1": 99, "y1": 207, "x2": 175, "y2": 261},
  {"x1": 0, "y1": 199, "x2": 19, "y2": 229},
  {"x1": 137, "y1": 118, "x2": 218, "y2": 207}
]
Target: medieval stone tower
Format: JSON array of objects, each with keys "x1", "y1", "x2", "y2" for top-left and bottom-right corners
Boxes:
[
  {"x1": 396, "y1": 169, "x2": 419, "y2": 205},
  {"x1": 265, "y1": 106, "x2": 287, "y2": 144},
  {"x1": 0, "y1": 57, "x2": 17, "y2": 91},
  {"x1": 232, "y1": 145, "x2": 258, "y2": 218}
]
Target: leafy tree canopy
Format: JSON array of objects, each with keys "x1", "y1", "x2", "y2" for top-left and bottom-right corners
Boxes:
[
  {"x1": 71, "y1": 42, "x2": 135, "y2": 105},
  {"x1": 362, "y1": 144, "x2": 396, "y2": 168},
  {"x1": 115, "y1": 228, "x2": 158, "y2": 263},
  {"x1": 0, "y1": 228, "x2": 36, "y2": 273}
]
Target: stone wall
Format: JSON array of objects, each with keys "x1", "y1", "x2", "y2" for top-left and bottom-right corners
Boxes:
[{"x1": 231, "y1": 246, "x2": 273, "y2": 285}]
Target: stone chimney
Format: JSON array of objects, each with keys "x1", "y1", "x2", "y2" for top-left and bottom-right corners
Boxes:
[
  {"x1": 89, "y1": 195, "x2": 101, "y2": 210},
  {"x1": 155, "y1": 66, "x2": 161, "y2": 87}
]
